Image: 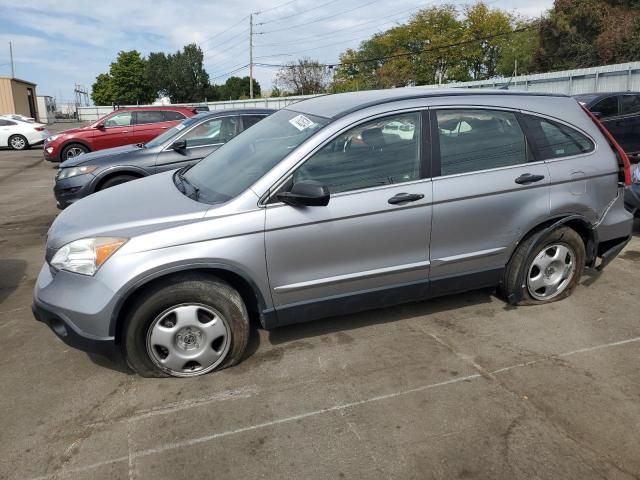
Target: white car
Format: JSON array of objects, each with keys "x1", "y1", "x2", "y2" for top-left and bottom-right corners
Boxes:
[
  {"x1": 5, "y1": 114, "x2": 36, "y2": 123},
  {"x1": 0, "y1": 116, "x2": 50, "y2": 150}
]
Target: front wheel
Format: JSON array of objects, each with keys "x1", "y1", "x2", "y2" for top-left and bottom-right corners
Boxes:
[
  {"x1": 99, "y1": 174, "x2": 138, "y2": 190},
  {"x1": 501, "y1": 226, "x2": 585, "y2": 305},
  {"x1": 122, "y1": 275, "x2": 250, "y2": 377},
  {"x1": 61, "y1": 143, "x2": 89, "y2": 160},
  {"x1": 9, "y1": 134, "x2": 28, "y2": 150}
]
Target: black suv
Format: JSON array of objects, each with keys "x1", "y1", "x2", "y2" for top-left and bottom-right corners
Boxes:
[{"x1": 575, "y1": 92, "x2": 640, "y2": 158}]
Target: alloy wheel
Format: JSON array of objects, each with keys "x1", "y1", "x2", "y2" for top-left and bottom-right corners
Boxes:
[
  {"x1": 10, "y1": 136, "x2": 26, "y2": 150},
  {"x1": 146, "y1": 303, "x2": 231, "y2": 377},
  {"x1": 527, "y1": 243, "x2": 576, "y2": 301}
]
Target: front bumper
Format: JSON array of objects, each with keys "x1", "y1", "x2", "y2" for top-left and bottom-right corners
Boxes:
[
  {"x1": 54, "y1": 173, "x2": 97, "y2": 209},
  {"x1": 32, "y1": 299, "x2": 115, "y2": 355},
  {"x1": 43, "y1": 141, "x2": 61, "y2": 162},
  {"x1": 32, "y1": 263, "x2": 117, "y2": 354}
]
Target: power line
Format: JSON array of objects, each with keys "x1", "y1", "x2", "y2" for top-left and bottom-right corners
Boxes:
[
  {"x1": 259, "y1": 0, "x2": 342, "y2": 24},
  {"x1": 255, "y1": 26, "x2": 533, "y2": 69},
  {"x1": 255, "y1": 0, "x2": 298, "y2": 15},
  {"x1": 200, "y1": 15, "x2": 250, "y2": 46},
  {"x1": 210, "y1": 64, "x2": 249, "y2": 80},
  {"x1": 202, "y1": 27, "x2": 249, "y2": 54},
  {"x1": 260, "y1": 0, "x2": 385, "y2": 34}
]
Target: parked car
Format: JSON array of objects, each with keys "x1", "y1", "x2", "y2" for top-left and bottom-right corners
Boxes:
[
  {"x1": 54, "y1": 109, "x2": 274, "y2": 209},
  {"x1": 33, "y1": 88, "x2": 634, "y2": 377},
  {"x1": 574, "y1": 92, "x2": 640, "y2": 157},
  {"x1": 625, "y1": 163, "x2": 640, "y2": 215},
  {"x1": 3, "y1": 113, "x2": 36, "y2": 123},
  {"x1": 43, "y1": 106, "x2": 199, "y2": 162},
  {"x1": 0, "y1": 116, "x2": 49, "y2": 150}
]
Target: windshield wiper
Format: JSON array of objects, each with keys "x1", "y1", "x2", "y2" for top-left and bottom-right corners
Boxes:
[{"x1": 177, "y1": 168, "x2": 200, "y2": 200}]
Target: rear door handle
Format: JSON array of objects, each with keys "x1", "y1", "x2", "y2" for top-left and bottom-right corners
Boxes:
[
  {"x1": 515, "y1": 173, "x2": 545, "y2": 185},
  {"x1": 388, "y1": 193, "x2": 424, "y2": 205}
]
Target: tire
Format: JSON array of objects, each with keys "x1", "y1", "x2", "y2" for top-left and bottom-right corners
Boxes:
[
  {"x1": 9, "y1": 134, "x2": 28, "y2": 150},
  {"x1": 501, "y1": 226, "x2": 585, "y2": 306},
  {"x1": 122, "y1": 275, "x2": 250, "y2": 378},
  {"x1": 99, "y1": 174, "x2": 138, "y2": 190},
  {"x1": 61, "y1": 143, "x2": 89, "y2": 160}
]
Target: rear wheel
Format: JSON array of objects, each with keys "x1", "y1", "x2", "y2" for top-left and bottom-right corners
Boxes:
[
  {"x1": 122, "y1": 275, "x2": 250, "y2": 377},
  {"x1": 61, "y1": 143, "x2": 89, "y2": 160},
  {"x1": 99, "y1": 174, "x2": 138, "y2": 190},
  {"x1": 502, "y1": 226, "x2": 585, "y2": 305},
  {"x1": 9, "y1": 134, "x2": 28, "y2": 150}
]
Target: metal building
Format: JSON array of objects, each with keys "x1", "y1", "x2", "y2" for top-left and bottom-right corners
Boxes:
[{"x1": 0, "y1": 77, "x2": 39, "y2": 120}]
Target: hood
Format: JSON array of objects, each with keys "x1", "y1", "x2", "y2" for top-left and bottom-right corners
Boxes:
[
  {"x1": 47, "y1": 171, "x2": 208, "y2": 249},
  {"x1": 56, "y1": 125, "x2": 93, "y2": 136},
  {"x1": 60, "y1": 144, "x2": 144, "y2": 167}
]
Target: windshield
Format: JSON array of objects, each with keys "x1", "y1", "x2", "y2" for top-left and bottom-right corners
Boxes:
[
  {"x1": 145, "y1": 116, "x2": 202, "y2": 148},
  {"x1": 181, "y1": 109, "x2": 330, "y2": 204}
]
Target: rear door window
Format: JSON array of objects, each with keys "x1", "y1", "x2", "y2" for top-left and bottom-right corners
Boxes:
[
  {"x1": 592, "y1": 96, "x2": 619, "y2": 118},
  {"x1": 620, "y1": 95, "x2": 640, "y2": 115},
  {"x1": 521, "y1": 115, "x2": 594, "y2": 160},
  {"x1": 163, "y1": 111, "x2": 186, "y2": 121},
  {"x1": 435, "y1": 109, "x2": 529, "y2": 176},
  {"x1": 136, "y1": 111, "x2": 166, "y2": 125}
]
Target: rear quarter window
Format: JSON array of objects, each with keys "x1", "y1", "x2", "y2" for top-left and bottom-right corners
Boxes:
[{"x1": 522, "y1": 115, "x2": 594, "y2": 160}]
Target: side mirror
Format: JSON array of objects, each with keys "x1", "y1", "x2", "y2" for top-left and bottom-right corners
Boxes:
[
  {"x1": 591, "y1": 111, "x2": 603, "y2": 119},
  {"x1": 94, "y1": 122, "x2": 105, "y2": 129},
  {"x1": 170, "y1": 140, "x2": 187, "y2": 153},
  {"x1": 277, "y1": 180, "x2": 330, "y2": 207}
]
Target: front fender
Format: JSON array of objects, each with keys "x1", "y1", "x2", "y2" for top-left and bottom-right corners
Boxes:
[{"x1": 108, "y1": 260, "x2": 270, "y2": 337}]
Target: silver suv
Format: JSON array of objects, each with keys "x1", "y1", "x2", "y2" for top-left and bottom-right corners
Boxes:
[{"x1": 32, "y1": 89, "x2": 634, "y2": 377}]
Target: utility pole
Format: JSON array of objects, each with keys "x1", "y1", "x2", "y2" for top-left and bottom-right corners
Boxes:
[
  {"x1": 9, "y1": 41, "x2": 15, "y2": 78},
  {"x1": 249, "y1": 13, "x2": 254, "y2": 99}
]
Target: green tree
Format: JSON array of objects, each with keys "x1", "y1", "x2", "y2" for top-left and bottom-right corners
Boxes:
[
  {"x1": 163, "y1": 44, "x2": 210, "y2": 103},
  {"x1": 460, "y1": 3, "x2": 515, "y2": 80},
  {"x1": 274, "y1": 58, "x2": 328, "y2": 95},
  {"x1": 534, "y1": 0, "x2": 640, "y2": 71},
  {"x1": 218, "y1": 76, "x2": 261, "y2": 100},
  {"x1": 331, "y1": 2, "x2": 530, "y2": 91},
  {"x1": 91, "y1": 73, "x2": 114, "y2": 105},
  {"x1": 496, "y1": 20, "x2": 539, "y2": 77},
  {"x1": 109, "y1": 50, "x2": 155, "y2": 104},
  {"x1": 147, "y1": 51, "x2": 169, "y2": 98}
]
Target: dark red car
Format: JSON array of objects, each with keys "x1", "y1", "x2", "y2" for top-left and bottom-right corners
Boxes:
[{"x1": 44, "y1": 106, "x2": 199, "y2": 162}]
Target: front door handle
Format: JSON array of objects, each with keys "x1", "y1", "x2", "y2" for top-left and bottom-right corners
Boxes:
[
  {"x1": 515, "y1": 173, "x2": 545, "y2": 185},
  {"x1": 388, "y1": 193, "x2": 424, "y2": 205}
]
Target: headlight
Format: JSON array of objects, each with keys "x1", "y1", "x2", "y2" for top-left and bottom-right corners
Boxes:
[
  {"x1": 57, "y1": 165, "x2": 97, "y2": 180},
  {"x1": 47, "y1": 134, "x2": 60, "y2": 142},
  {"x1": 50, "y1": 237, "x2": 127, "y2": 275},
  {"x1": 633, "y1": 165, "x2": 640, "y2": 184}
]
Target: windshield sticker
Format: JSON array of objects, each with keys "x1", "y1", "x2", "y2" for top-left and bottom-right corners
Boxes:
[
  {"x1": 289, "y1": 114, "x2": 315, "y2": 131},
  {"x1": 175, "y1": 123, "x2": 186, "y2": 130}
]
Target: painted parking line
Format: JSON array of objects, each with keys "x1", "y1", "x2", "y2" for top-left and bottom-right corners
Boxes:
[{"x1": 29, "y1": 335, "x2": 640, "y2": 480}]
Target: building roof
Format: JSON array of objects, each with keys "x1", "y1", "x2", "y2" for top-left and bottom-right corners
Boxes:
[
  {"x1": 288, "y1": 87, "x2": 567, "y2": 119},
  {"x1": 0, "y1": 76, "x2": 37, "y2": 86}
]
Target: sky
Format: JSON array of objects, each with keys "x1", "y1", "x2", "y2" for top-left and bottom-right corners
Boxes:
[{"x1": 0, "y1": 0, "x2": 554, "y2": 104}]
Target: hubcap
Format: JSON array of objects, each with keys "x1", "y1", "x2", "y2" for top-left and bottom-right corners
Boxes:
[
  {"x1": 146, "y1": 304, "x2": 231, "y2": 377},
  {"x1": 66, "y1": 147, "x2": 85, "y2": 158},
  {"x1": 11, "y1": 137, "x2": 25, "y2": 149},
  {"x1": 527, "y1": 243, "x2": 576, "y2": 301}
]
